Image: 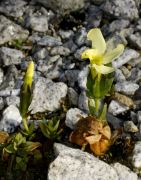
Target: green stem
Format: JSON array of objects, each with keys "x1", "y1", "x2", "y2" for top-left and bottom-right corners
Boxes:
[
  {"x1": 95, "y1": 98, "x2": 100, "y2": 116},
  {"x1": 23, "y1": 117, "x2": 29, "y2": 133}
]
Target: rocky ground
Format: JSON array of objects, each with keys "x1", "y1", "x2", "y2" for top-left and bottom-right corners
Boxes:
[{"x1": 0, "y1": 0, "x2": 141, "y2": 179}]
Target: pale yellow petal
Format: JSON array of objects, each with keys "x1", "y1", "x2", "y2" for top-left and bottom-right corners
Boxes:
[
  {"x1": 81, "y1": 49, "x2": 98, "y2": 60},
  {"x1": 92, "y1": 64, "x2": 115, "y2": 74},
  {"x1": 103, "y1": 44, "x2": 124, "y2": 64},
  {"x1": 87, "y1": 28, "x2": 106, "y2": 54}
]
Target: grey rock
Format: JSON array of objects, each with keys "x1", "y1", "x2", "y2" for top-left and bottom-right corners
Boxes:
[
  {"x1": 130, "y1": 111, "x2": 138, "y2": 124},
  {"x1": 37, "y1": 35, "x2": 62, "y2": 47},
  {"x1": 0, "y1": 65, "x2": 18, "y2": 94},
  {"x1": 50, "y1": 46, "x2": 70, "y2": 56},
  {"x1": 33, "y1": 48, "x2": 48, "y2": 60},
  {"x1": 107, "y1": 113, "x2": 123, "y2": 129},
  {"x1": 137, "y1": 111, "x2": 141, "y2": 123},
  {"x1": 37, "y1": 56, "x2": 63, "y2": 80},
  {"x1": 48, "y1": 143, "x2": 118, "y2": 180},
  {"x1": 68, "y1": 88, "x2": 78, "y2": 106},
  {"x1": 65, "y1": 69, "x2": 80, "y2": 87},
  {"x1": 0, "y1": 105, "x2": 22, "y2": 133},
  {"x1": 112, "y1": 163, "x2": 138, "y2": 180},
  {"x1": 74, "y1": 28, "x2": 87, "y2": 47},
  {"x1": 124, "y1": 121, "x2": 138, "y2": 133},
  {"x1": 112, "y1": 48, "x2": 140, "y2": 69},
  {"x1": 0, "y1": 89, "x2": 20, "y2": 97},
  {"x1": 10, "y1": 89, "x2": 20, "y2": 96},
  {"x1": 128, "y1": 32, "x2": 141, "y2": 49},
  {"x1": 29, "y1": 77, "x2": 67, "y2": 113},
  {"x1": 48, "y1": 55, "x2": 61, "y2": 64},
  {"x1": 28, "y1": 33, "x2": 41, "y2": 43},
  {"x1": 108, "y1": 20, "x2": 130, "y2": 33},
  {"x1": 132, "y1": 141, "x2": 141, "y2": 173},
  {"x1": 59, "y1": 29, "x2": 74, "y2": 40},
  {"x1": 74, "y1": 46, "x2": 87, "y2": 60},
  {"x1": 128, "y1": 57, "x2": 141, "y2": 67},
  {"x1": 102, "y1": 0, "x2": 139, "y2": 21},
  {"x1": 0, "y1": 68, "x2": 4, "y2": 85},
  {"x1": 25, "y1": 15, "x2": 48, "y2": 32},
  {"x1": 120, "y1": 66, "x2": 131, "y2": 79},
  {"x1": 34, "y1": 0, "x2": 84, "y2": 15},
  {"x1": 78, "y1": 91, "x2": 89, "y2": 112},
  {"x1": 5, "y1": 96, "x2": 20, "y2": 107},
  {"x1": 128, "y1": 67, "x2": 141, "y2": 83},
  {"x1": 45, "y1": 57, "x2": 63, "y2": 80},
  {"x1": 65, "y1": 108, "x2": 87, "y2": 129},
  {"x1": 115, "y1": 81, "x2": 139, "y2": 95},
  {"x1": 134, "y1": 0, "x2": 141, "y2": 8},
  {"x1": 86, "y1": 5, "x2": 102, "y2": 29},
  {"x1": 63, "y1": 58, "x2": 75, "y2": 70},
  {"x1": 0, "y1": 0, "x2": 27, "y2": 18},
  {"x1": 0, "y1": 97, "x2": 4, "y2": 110},
  {"x1": 36, "y1": 60, "x2": 48, "y2": 73},
  {"x1": 64, "y1": 40, "x2": 78, "y2": 54},
  {"x1": 108, "y1": 100, "x2": 129, "y2": 116},
  {"x1": 78, "y1": 65, "x2": 89, "y2": 90},
  {"x1": 105, "y1": 29, "x2": 131, "y2": 48},
  {"x1": 0, "y1": 15, "x2": 29, "y2": 45},
  {"x1": 137, "y1": 19, "x2": 141, "y2": 31},
  {"x1": 114, "y1": 69, "x2": 126, "y2": 82},
  {"x1": 0, "y1": 90, "x2": 11, "y2": 97},
  {"x1": 0, "y1": 47, "x2": 24, "y2": 66}
]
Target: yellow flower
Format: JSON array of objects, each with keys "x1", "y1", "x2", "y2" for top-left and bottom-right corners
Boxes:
[{"x1": 82, "y1": 28, "x2": 124, "y2": 75}]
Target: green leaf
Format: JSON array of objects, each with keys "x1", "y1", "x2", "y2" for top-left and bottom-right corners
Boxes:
[
  {"x1": 99, "y1": 103, "x2": 107, "y2": 121},
  {"x1": 28, "y1": 121, "x2": 35, "y2": 134},
  {"x1": 24, "y1": 141, "x2": 41, "y2": 152},
  {"x1": 15, "y1": 133, "x2": 26, "y2": 146},
  {"x1": 4, "y1": 144, "x2": 15, "y2": 154},
  {"x1": 88, "y1": 98, "x2": 96, "y2": 116},
  {"x1": 93, "y1": 75, "x2": 113, "y2": 99},
  {"x1": 86, "y1": 73, "x2": 96, "y2": 98},
  {"x1": 15, "y1": 156, "x2": 28, "y2": 171}
]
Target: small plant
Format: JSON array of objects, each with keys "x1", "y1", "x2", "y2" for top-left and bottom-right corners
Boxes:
[
  {"x1": 40, "y1": 118, "x2": 63, "y2": 140},
  {"x1": 1, "y1": 132, "x2": 41, "y2": 179},
  {"x1": 69, "y1": 28, "x2": 124, "y2": 156}
]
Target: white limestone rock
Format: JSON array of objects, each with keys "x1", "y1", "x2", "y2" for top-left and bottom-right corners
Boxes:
[
  {"x1": 0, "y1": 105, "x2": 22, "y2": 133},
  {"x1": 48, "y1": 143, "x2": 118, "y2": 180},
  {"x1": 29, "y1": 77, "x2": 68, "y2": 113},
  {"x1": 65, "y1": 108, "x2": 87, "y2": 129}
]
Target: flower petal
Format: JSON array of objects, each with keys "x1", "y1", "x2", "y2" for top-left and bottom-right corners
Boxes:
[
  {"x1": 87, "y1": 28, "x2": 106, "y2": 54},
  {"x1": 103, "y1": 44, "x2": 124, "y2": 64},
  {"x1": 81, "y1": 49, "x2": 98, "y2": 60},
  {"x1": 92, "y1": 64, "x2": 115, "y2": 74}
]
